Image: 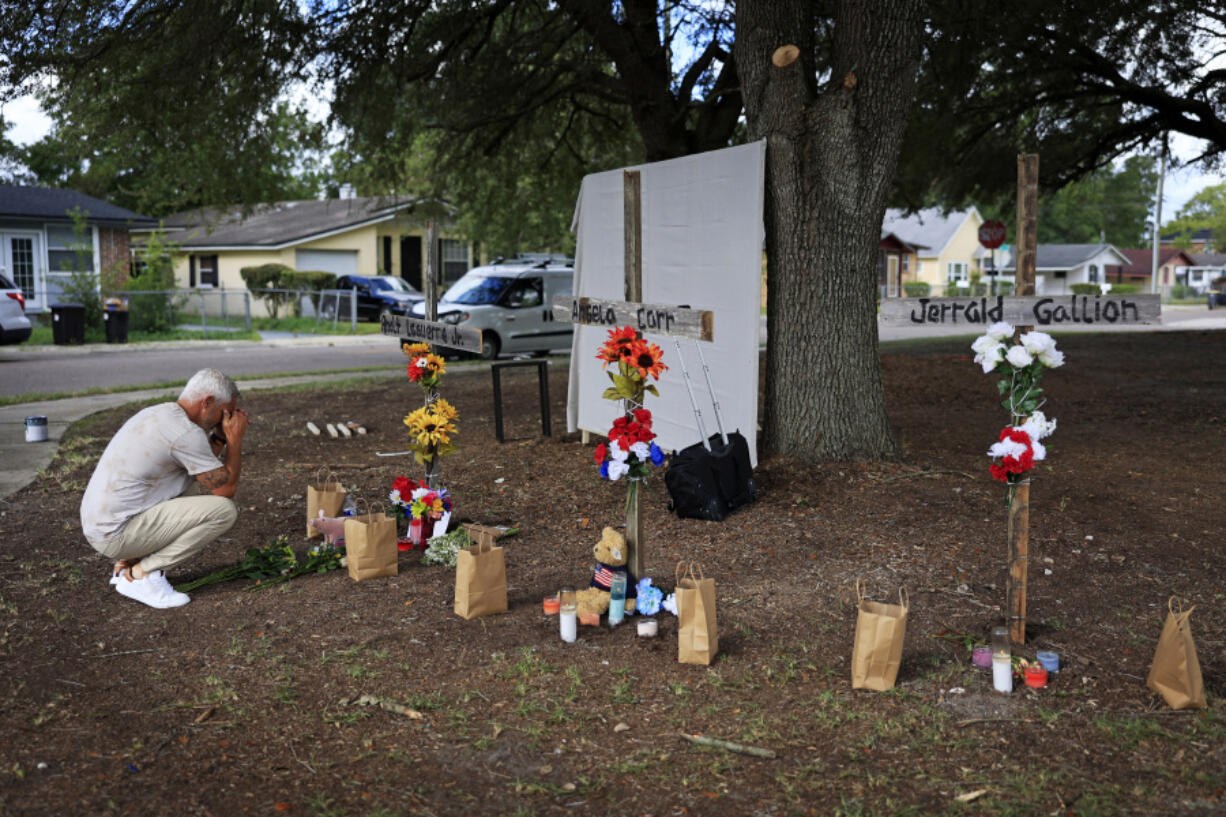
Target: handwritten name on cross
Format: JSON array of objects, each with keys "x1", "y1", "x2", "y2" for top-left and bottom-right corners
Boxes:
[
  {"x1": 879, "y1": 294, "x2": 1161, "y2": 327},
  {"x1": 380, "y1": 313, "x2": 483, "y2": 354},
  {"x1": 551, "y1": 295, "x2": 715, "y2": 341}
]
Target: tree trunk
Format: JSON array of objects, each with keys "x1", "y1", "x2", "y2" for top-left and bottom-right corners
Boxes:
[{"x1": 735, "y1": 0, "x2": 923, "y2": 461}]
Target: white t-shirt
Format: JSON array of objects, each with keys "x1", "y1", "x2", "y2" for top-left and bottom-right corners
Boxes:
[{"x1": 80, "y1": 402, "x2": 224, "y2": 545}]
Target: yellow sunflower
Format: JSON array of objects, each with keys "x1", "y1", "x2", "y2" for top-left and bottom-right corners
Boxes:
[
  {"x1": 430, "y1": 398, "x2": 459, "y2": 422},
  {"x1": 423, "y1": 353, "x2": 447, "y2": 376},
  {"x1": 402, "y1": 342, "x2": 430, "y2": 358}
]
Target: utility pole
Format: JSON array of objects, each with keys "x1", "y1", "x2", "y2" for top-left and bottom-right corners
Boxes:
[{"x1": 1151, "y1": 135, "x2": 1168, "y2": 296}]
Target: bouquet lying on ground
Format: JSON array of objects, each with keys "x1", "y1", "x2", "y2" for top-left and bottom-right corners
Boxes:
[
  {"x1": 971, "y1": 321, "x2": 1064, "y2": 498},
  {"x1": 174, "y1": 536, "x2": 344, "y2": 593},
  {"x1": 389, "y1": 475, "x2": 452, "y2": 521}
]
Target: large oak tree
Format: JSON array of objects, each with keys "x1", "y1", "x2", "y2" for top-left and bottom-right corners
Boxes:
[{"x1": 6, "y1": 0, "x2": 1226, "y2": 460}]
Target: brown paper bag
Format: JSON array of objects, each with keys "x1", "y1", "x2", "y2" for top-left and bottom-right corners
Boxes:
[
  {"x1": 851, "y1": 581, "x2": 909, "y2": 690},
  {"x1": 306, "y1": 467, "x2": 347, "y2": 538},
  {"x1": 344, "y1": 500, "x2": 398, "y2": 581},
  {"x1": 676, "y1": 562, "x2": 718, "y2": 665},
  {"x1": 1147, "y1": 597, "x2": 1206, "y2": 710},
  {"x1": 454, "y1": 527, "x2": 507, "y2": 619}
]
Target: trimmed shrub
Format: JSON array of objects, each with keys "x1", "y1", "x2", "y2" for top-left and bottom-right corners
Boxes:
[
  {"x1": 1109, "y1": 283, "x2": 1140, "y2": 294},
  {"x1": 902, "y1": 282, "x2": 930, "y2": 297},
  {"x1": 283, "y1": 270, "x2": 338, "y2": 315},
  {"x1": 1070, "y1": 283, "x2": 1099, "y2": 295},
  {"x1": 240, "y1": 263, "x2": 294, "y2": 318}
]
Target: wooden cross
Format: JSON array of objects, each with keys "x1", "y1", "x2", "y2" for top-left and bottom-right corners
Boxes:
[
  {"x1": 879, "y1": 155, "x2": 1160, "y2": 645},
  {"x1": 551, "y1": 170, "x2": 716, "y2": 580}
]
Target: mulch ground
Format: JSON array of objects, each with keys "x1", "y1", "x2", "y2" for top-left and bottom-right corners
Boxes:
[{"x1": 0, "y1": 330, "x2": 1223, "y2": 817}]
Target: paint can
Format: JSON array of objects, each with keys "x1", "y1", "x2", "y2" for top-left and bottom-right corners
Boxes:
[{"x1": 24, "y1": 416, "x2": 48, "y2": 443}]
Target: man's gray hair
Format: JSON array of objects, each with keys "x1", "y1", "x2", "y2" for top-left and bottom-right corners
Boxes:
[{"x1": 179, "y1": 369, "x2": 240, "y2": 404}]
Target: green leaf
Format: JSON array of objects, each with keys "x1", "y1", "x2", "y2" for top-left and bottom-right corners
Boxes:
[
  {"x1": 602, "y1": 387, "x2": 623, "y2": 401},
  {"x1": 611, "y1": 373, "x2": 640, "y2": 400},
  {"x1": 644, "y1": 384, "x2": 659, "y2": 397}
]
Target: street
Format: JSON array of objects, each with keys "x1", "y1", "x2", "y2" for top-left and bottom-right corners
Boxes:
[
  {"x1": 0, "y1": 335, "x2": 403, "y2": 399},
  {"x1": 0, "y1": 305, "x2": 1222, "y2": 400}
]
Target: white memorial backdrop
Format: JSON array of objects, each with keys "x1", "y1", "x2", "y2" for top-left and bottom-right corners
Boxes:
[{"x1": 566, "y1": 141, "x2": 766, "y2": 466}]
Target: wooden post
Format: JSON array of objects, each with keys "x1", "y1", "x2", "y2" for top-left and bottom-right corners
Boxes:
[
  {"x1": 1009, "y1": 154, "x2": 1039, "y2": 645},
  {"x1": 624, "y1": 170, "x2": 645, "y2": 580},
  {"x1": 424, "y1": 221, "x2": 441, "y2": 490}
]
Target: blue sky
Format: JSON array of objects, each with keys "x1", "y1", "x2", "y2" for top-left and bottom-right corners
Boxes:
[{"x1": 3, "y1": 92, "x2": 1219, "y2": 225}]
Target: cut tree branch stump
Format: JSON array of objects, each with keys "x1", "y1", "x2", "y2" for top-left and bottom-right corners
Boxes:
[{"x1": 679, "y1": 733, "x2": 776, "y2": 758}]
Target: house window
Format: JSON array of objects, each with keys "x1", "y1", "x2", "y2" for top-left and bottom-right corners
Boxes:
[
  {"x1": 1088, "y1": 265, "x2": 1098, "y2": 283},
  {"x1": 440, "y1": 239, "x2": 469, "y2": 284},
  {"x1": 382, "y1": 236, "x2": 393, "y2": 275},
  {"x1": 45, "y1": 223, "x2": 93, "y2": 274},
  {"x1": 946, "y1": 261, "x2": 968, "y2": 282},
  {"x1": 192, "y1": 254, "x2": 219, "y2": 287}
]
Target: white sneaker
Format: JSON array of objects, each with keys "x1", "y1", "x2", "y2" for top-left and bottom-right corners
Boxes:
[{"x1": 114, "y1": 570, "x2": 191, "y2": 609}]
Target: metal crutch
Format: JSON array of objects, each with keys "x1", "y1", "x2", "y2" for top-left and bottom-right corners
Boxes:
[
  {"x1": 692, "y1": 339, "x2": 729, "y2": 446},
  {"x1": 673, "y1": 339, "x2": 712, "y2": 451}
]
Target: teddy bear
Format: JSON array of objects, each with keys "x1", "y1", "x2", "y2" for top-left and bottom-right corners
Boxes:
[{"x1": 575, "y1": 527, "x2": 637, "y2": 617}]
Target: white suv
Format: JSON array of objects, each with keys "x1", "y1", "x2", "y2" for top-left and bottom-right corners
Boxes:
[
  {"x1": 412, "y1": 255, "x2": 574, "y2": 359},
  {"x1": 0, "y1": 273, "x2": 32, "y2": 345}
]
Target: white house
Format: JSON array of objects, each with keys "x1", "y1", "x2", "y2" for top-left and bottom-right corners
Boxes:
[{"x1": 1001, "y1": 244, "x2": 1131, "y2": 295}]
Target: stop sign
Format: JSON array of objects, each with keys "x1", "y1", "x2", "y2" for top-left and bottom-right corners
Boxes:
[{"x1": 978, "y1": 219, "x2": 1006, "y2": 249}]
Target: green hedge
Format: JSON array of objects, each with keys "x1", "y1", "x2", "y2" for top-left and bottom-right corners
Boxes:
[
  {"x1": 240, "y1": 263, "x2": 295, "y2": 318},
  {"x1": 1070, "y1": 283, "x2": 1099, "y2": 295},
  {"x1": 1108, "y1": 283, "x2": 1140, "y2": 294},
  {"x1": 902, "y1": 282, "x2": 930, "y2": 297}
]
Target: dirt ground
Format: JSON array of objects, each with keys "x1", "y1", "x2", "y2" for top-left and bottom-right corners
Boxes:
[{"x1": 0, "y1": 330, "x2": 1223, "y2": 817}]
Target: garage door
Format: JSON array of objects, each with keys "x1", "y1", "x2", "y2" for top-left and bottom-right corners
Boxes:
[{"x1": 295, "y1": 249, "x2": 358, "y2": 276}]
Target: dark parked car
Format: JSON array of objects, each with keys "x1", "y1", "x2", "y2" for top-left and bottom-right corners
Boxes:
[
  {"x1": 1208, "y1": 290, "x2": 1226, "y2": 309},
  {"x1": 0, "y1": 272, "x2": 32, "y2": 345},
  {"x1": 324, "y1": 275, "x2": 425, "y2": 321}
]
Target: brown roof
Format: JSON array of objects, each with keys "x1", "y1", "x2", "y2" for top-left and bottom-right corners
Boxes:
[{"x1": 1108, "y1": 248, "x2": 1195, "y2": 275}]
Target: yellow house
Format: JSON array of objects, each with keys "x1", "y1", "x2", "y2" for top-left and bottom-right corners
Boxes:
[
  {"x1": 881, "y1": 207, "x2": 993, "y2": 295},
  {"x1": 135, "y1": 196, "x2": 478, "y2": 316}
]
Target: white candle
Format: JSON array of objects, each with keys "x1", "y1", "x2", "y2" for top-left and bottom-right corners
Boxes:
[
  {"x1": 637, "y1": 618, "x2": 657, "y2": 637},
  {"x1": 560, "y1": 611, "x2": 577, "y2": 643},
  {"x1": 992, "y1": 657, "x2": 1013, "y2": 693}
]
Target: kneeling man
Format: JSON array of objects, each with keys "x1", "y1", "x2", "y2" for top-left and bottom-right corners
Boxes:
[{"x1": 80, "y1": 368, "x2": 249, "y2": 608}]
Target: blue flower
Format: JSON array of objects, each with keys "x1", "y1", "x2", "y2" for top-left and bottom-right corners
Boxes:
[
  {"x1": 599, "y1": 461, "x2": 610, "y2": 480},
  {"x1": 649, "y1": 442, "x2": 665, "y2": 466},
  {"x1": 636, "y1": 577, "x2": 663, "y2": 615}
]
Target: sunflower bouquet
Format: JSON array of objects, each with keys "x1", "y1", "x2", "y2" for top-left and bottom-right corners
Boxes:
[
  {"x1": 402, "y1": 342, "x2": 447, "y2": 390},
  {"x1": 403, "y1": 398, "x2": 459, "y2": 465}
]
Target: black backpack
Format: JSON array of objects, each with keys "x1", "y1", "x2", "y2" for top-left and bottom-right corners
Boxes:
[{"x1": 665, "y1": 430, "x2": 757, "y2": 521}]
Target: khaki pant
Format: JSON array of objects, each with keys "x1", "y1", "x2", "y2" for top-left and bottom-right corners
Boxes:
[{"x1": 94, "y1": 489, "x2": 238, "y2": 574}]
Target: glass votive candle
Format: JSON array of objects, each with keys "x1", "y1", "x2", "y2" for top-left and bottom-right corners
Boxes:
[
  {"x1": 542, "y1": 595, "x2": 560, "y2": 615},
  {"x1": 1036, "y1": 650, "x2": 1060, "y2": 673},
  {"x1": 637, "y1": 618, "x2": 658, "y2": 637},
  {"x1": 579, "y1": 611, "x2": 600, "y2": 627},
  {"x1": 1024, "y1": 664, "x2": 1048, "y2": 689},
  {"x1": 559, "y1": 588, "x2": 577, "y2": 643},
  {"x1": 972, "y1": 645, "x2": 992, "y2": 668}
]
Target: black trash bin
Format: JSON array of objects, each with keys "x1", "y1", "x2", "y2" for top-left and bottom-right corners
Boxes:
[
  {"x1": 50, "y1": 303, "x2": 86, "y2": 345},
  {"x1": 103, "y1": 297, "x2": 130, "y2": 343}
]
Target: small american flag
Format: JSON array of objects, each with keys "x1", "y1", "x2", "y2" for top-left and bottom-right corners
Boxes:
[{"x1": 591, "y1": 565, "x2": 618, "y2": 590}]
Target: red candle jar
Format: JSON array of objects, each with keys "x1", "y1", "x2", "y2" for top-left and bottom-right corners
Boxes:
[
  {"x1": 579, "y1": 612, "x2": 600, "y2": 627},
  {"x1": 542, "y1": 596, "x2": 560, "y2": 615},
  {"x1": 1024, "y1": 665, "x2": 1048, "y2": 689}
]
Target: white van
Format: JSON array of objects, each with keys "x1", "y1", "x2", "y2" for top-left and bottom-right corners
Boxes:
[{"x1": 413, "y1": 255, "x2": 574, "y2": 359}]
